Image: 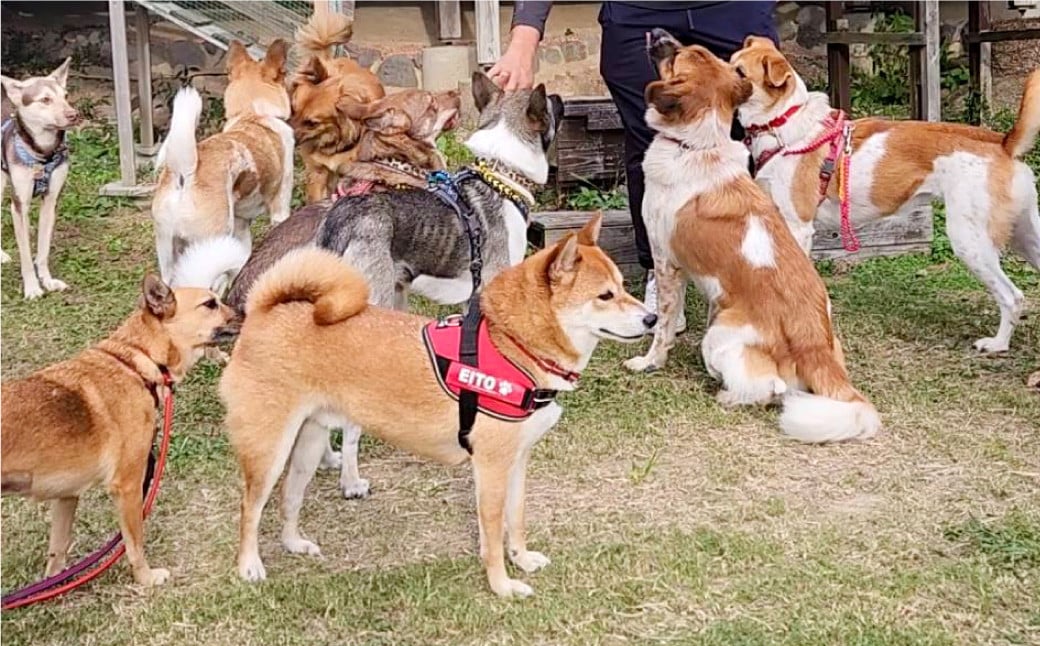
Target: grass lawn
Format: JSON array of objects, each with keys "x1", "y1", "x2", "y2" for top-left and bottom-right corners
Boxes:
[{"x1": 2, "y1": 123, "x2": 1039, "y2": 646}]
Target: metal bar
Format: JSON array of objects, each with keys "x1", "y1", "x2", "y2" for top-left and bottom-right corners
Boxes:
[
  {"x1": 109, "y1": 0, "x2": 136, "y2": 187},
  {"x1": 135, "y1": 4, "x2": 155, "y2": 152},
  {"x1": 825, "y1": 1, "x2": 852, "y2": 115}
]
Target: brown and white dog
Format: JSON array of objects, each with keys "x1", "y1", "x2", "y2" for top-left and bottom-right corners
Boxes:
[
  {"x1": 151, "y1": 40, "x2": 294, "y2": 283},
  {"x1": 733, "y1": 36, "x2": 1040, "y2": 354},
  {"x1": 1, "y1": 58, "x2": 81, "y2": 299},
  {"x1": 290, "y1": 11, "x2": 385, "y2": 203},
  {"x1": 221, "y1": 214, "x2": 654, "y2": 597},
  {"x1": 1, "y1": 273, "x2": 237, "y2": 586},
  {"x1": 625, "y1": 30, "x2": 880, "y2": 443}
]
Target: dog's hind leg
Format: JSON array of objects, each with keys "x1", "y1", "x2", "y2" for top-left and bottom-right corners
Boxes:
[
  {"x1": 44, "y1": 497, "x2": 79, "y2": 576},
  {"x1": 8, "y1": 167, "x2": 42, "y2": 298},
  {"x1": 280, "y1": 419, "x2": 327, "y2": 556},
  {"x1": 338, "y1": 422, "x2": 370, "y2": 499},
  {"x1": 947, "y1": 209, "x2": 1024, "y2": 353},
  {"x1": 35, "y1": 164, "x2": 70, "y2": 292},
  {"x1": 1010, "y1": 184, "x2": 1040, "y2": 271}
]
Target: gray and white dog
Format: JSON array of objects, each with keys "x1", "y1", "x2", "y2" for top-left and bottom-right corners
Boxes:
[
  {"x1": 1, "y1": 59, "x2": 81, "y2": 299},
  {"x1": 216, "y1": 71, "x2": 563, "y2": 501}
]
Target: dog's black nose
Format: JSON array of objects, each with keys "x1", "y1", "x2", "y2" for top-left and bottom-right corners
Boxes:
[{"x1": 643, "y1": 313, "x2": 658, "y2": 329}]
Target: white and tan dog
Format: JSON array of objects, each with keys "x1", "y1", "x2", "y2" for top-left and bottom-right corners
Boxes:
[
  {"x1": 220, "y1": 215, "x2": 655, "y2": 597},
  {"x1": 1, "y1": 58, "x2": 81, "y2": 299},
  {"x1": 151, "y1": 40, "x2": 294, "y2": 283},
  {"x1": 733, "y1": 36, "x2": 1040, "y2": 354},
  {"x1": 625, "y1": 30, "x2": 880, "y2": 444}
]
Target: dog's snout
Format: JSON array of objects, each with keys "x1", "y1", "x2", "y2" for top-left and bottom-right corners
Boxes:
[{"x1": 643, "y1": 313, "x2": 658, "y2": 329}]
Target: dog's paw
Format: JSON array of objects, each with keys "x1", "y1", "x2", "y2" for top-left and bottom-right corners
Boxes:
[
  {"x1": 41, "y1": 277, "x2": 68, "y2": 292},
  {"x1": 136, "y1": 567, "x2": 171, "y2": 587},
  {"x1": 974, "y1": 337, "x2": 1009, "y2": 354},
  {"x1": 282, "y1": 537, "x2": 322, "y2": 557},
  {"x1": 319, "y1": 450, "x2": 343, "y2": 471},
  {"x1": 623, "y1": 355, "x2": 659, "y2": 374},
  {"x1": 238, "y1": 554, "x2": 267, "y2": 582},
  {"x1": 509, "y1": 549, "x2": 550, "y2": 573},
  {"x1": 340, "y1": 478, "x2": 371, "y2": 500},
  {"x1": 490, "y1": 577, "x2": 535, "y2": 598},
  {"x1": 23, "y1": 283, "x2": 44, "y2": 300}
]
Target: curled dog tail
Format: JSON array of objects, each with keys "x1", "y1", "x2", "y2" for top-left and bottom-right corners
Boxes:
[
  {"x1": 171, "y1": 235, "x2": 251, "y2": 295},
  {"x1": 1004, "y1": 69, "x2": 1040, "y2": 159},
  {"x1": 245, "y1": 248, "x2": 369, "y2": 325},
  {"x1": 157, "y1": 86, "x2": 202, "y2": 178},
  {"x1": 295, "y1": 10, "x2": 353, "y2": 59},
  {"x1": 779, "y1": 346, "x2": 881, "y2": 443}
]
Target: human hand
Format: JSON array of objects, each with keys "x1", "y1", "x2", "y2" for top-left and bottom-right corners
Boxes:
[{"x1": 487, "y1": 25, "x2": 540, "y2": 91}]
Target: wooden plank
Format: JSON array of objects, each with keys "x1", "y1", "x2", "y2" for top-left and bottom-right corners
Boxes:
[
  {"x1": 811, "y1": 207, "x2": 932, "y2": 253},
  {"x1": 922, "y1": 0, "x2": 941, "y2": 122},
  {"x1": 475, "y1": 0, "x2": 501, "y2": 65},
  {"x1": 823, "y1": 32, "x2": 925, "y2": 46},
  {"x1": 437, "y1": 0, "x2": 462, "y2": 41},
  {"x1": 963, "y1": 28, "x2": 1040, "y2": 43},
  {"x1": 135, "y1": 4, "x2": 155, "y2": 153},
  {"x1": 908, "y1": 2, "x2": 924, "y2": 120},
  {"x1": 108, "y1": 0, "x2": 136, "y2": 187},
  {"x1": 825, "y1": 2, "x2": 852, "y2": 115}
]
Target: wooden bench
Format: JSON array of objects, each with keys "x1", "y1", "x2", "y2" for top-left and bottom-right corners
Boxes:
[{"x1": 529, "y1": 207, "x2": 934, "y2": 286}]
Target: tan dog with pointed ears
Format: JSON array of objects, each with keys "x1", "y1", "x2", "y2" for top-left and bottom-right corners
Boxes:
[
  {"x1": 625, "y1": 29, "x2": 880, "y2": 444},
  {"x1": 220, "y1": 214, "x2": 655, "y2": 597},
  {"x1": 733, "y1": 36, "x2": 1040, "y2": 354}
]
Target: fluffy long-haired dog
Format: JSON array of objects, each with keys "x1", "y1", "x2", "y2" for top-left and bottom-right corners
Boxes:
[
  {"x1": 1, "y1": 273, "x2": 237, "y2": 586},
  {"x1": 733, "y1": 36, "x2": 1040, "y2": 354},
  {"x1": 220, "y1": 214, "x2": 655, "y2": 597},
  {"x1": 1, "y1": 58, "x2": 81, "y2": 299},
  {"x1": 291, "y1": 11, "x2": 385, "y2": 203},
  {"x1": 626, "y1": 30, "x2": 880, "y2": 444},
  {"x1": 151, "y1": 40, "x2": 294, "y2": 283}
]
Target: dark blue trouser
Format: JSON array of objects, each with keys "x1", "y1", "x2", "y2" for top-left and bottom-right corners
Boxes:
[{"x1": 598, "y1": 1, "x2": 777, "y2": 270}]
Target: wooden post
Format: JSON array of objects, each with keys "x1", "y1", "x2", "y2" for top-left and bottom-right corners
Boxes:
[
  {"x1": 475, "y1": 0, "x2": 501, "y2": 66},
  {"x1": 135, "y1": 4, "x2": 155, "y2": 154},
  {"x1": 101, "y1": 0, "x2": 142, "y2": 196},
  {"x1": 908, "y1": 2, "x2": 924, "y2": 120},
  {"x1": 967, "y1": 0, "x2": 989, "y2": 124},
  {"x1": 438, "y1": 0, "x2": 462, "y2": 42},
  {"x1": 922, "y1": 0, "x2": 941, "y2": 122},
  {"x1": 825, "y1": 1, "x2": 851, "y2": 115}
]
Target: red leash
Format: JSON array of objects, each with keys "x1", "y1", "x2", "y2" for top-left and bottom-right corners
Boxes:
[{"x1": 1, "y1": 372, "x2": 175, "y2": 610}]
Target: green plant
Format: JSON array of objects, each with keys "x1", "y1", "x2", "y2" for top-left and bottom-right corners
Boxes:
[
  {"x1": 436, "y1": 131, "x2": 475, "y2": 170},
  {"x1": 566, "y1": 185, "x2": 627, "y2": 211}
]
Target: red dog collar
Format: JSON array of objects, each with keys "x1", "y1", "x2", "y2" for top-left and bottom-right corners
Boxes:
[{"x1": 744, "y1": 103, "x2": 803, "y2": 137}]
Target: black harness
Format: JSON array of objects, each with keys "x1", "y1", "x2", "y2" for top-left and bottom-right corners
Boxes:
[{"x1": 426, "y1": 169, "x2": 555, "y2": 453}]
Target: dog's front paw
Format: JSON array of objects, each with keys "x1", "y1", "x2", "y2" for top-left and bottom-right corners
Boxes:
[
  {"x1": 41, "y1": 277, "x2": 68, "y2": 292},
  {"x1": 509, "y1": 549, "x2": 550, "y2": 573},
  {"x1": 623, "y1": 355, "x2": 659, "y2": 374},
  {"x1": 490, "y1": 577, "x2": 534, "y2": 598},
  {"x1": 340, "y1": 478, "x2": 371, "y2": 500},
  {"x1": 238, "y1": 554, "x2": 267, "y2": 582},
  {"x1": 319, "y1": 450, "x2": 342, "y2": 471},
  {"x1": 136, "y1": 567, "x2": 171, "y2": 587},
  {"x1": 23, "y1": 283, "x2": 44, "y2": 300},
  {"x1": 282, "y1": 537, "x2": 322, "y2": 557},
  {"x1": 974, "y1": 337, "x2": 1009, "y2": 354}
]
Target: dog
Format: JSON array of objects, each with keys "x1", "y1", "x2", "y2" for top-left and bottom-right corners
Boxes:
[
  {"x1": 291, "y1": 11, "x2": 385, "y2": 203},
  {"x1": 1, "y1": 273, "x2": 237, "y2": 586},
  {"x1": 222, "y1": 87, "x2": 463, "y2": 313},
  {"x1": 1, "y1": 58, "x2": 81, "y2": 299},
  {"x1": 625, "y1": 30, "x2": 880, "y2": 444},
  {"x1": 151, "y1": 39, "x2": 294, "y2": 283},
  {"x1": 216, "y1": 75, "x2": 560, "y2": 501},
  {"x1": 733, "y1": 36, "x2": 1040, "y2": 354},
  {"x1": 220, "y1": 214, "x2": 655, "y2": 597}
]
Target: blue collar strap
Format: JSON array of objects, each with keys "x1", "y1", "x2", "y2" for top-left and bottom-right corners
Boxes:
[{"x1": 1, "y1": 118, "x2": 70, "y2": 197}]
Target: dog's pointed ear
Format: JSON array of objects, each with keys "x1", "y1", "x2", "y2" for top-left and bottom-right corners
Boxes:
[
  {"x1": 0, "y1": 76, "x2": 23, "y2": 105},
  {"x1": 141, "y1": 274, "x2": 177, "y2": 320},
  {"x1": 763, "y1": 53, "x2": 791, "y2": 88},
  {"x1": 471, "y1": 71, "x2": 501, "y2": 112},
  {"x1": 227, "y1": 41, "x2": 252, "y2": 75},
  {"x1": 577, "y1": 212, "x2": 603, "y2": 246},
  {"x1": 49, "y1": 58, "x2": 72, "y2": 87},
  {"x1": 262, "y1": 39, "x2": 289, "y2": 82},
  {"x1": 298, "y1": 56, "x2": 329, "y2": 85},
  {"x1": 549, "y1": 234, "x2": 581, "y2": 283},
  {"x1": 526, "y1": 83, "x2": 550, "y2": 131}
]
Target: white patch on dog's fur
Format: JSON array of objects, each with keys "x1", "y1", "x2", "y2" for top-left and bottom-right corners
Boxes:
[
  {"x1": 171, "y1": 235, "x2": 251, "y2": 294},
  {"x1": 410, "y1": 273, "x2": 474, "y2": 304},
  {"x1": 700, "y1": 323, "x2": 784, "y2": 404},
  {"x1": 740, "y1": 216, "x2": 776, "y2": 268},
  {"x1": 692, "y1": 274, "x2": 723, "y2": 304},
  {"x1": 465, "y1": 121, "x2": 549, "y2": 184},
  {"x1": 503, "y1": 201, "x2": 528, "y2": 265},
  {"x1": 780, "y1": 392, "x2": 881, "y2": 443}
]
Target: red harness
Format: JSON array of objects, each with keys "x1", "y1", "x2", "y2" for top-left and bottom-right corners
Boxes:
[
  {"x1": 422, "y1": 316, "x2": 561, "y2": 422},
  {"x1": 747, "y1": 108, "x2": 860, "y2": 252}
]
